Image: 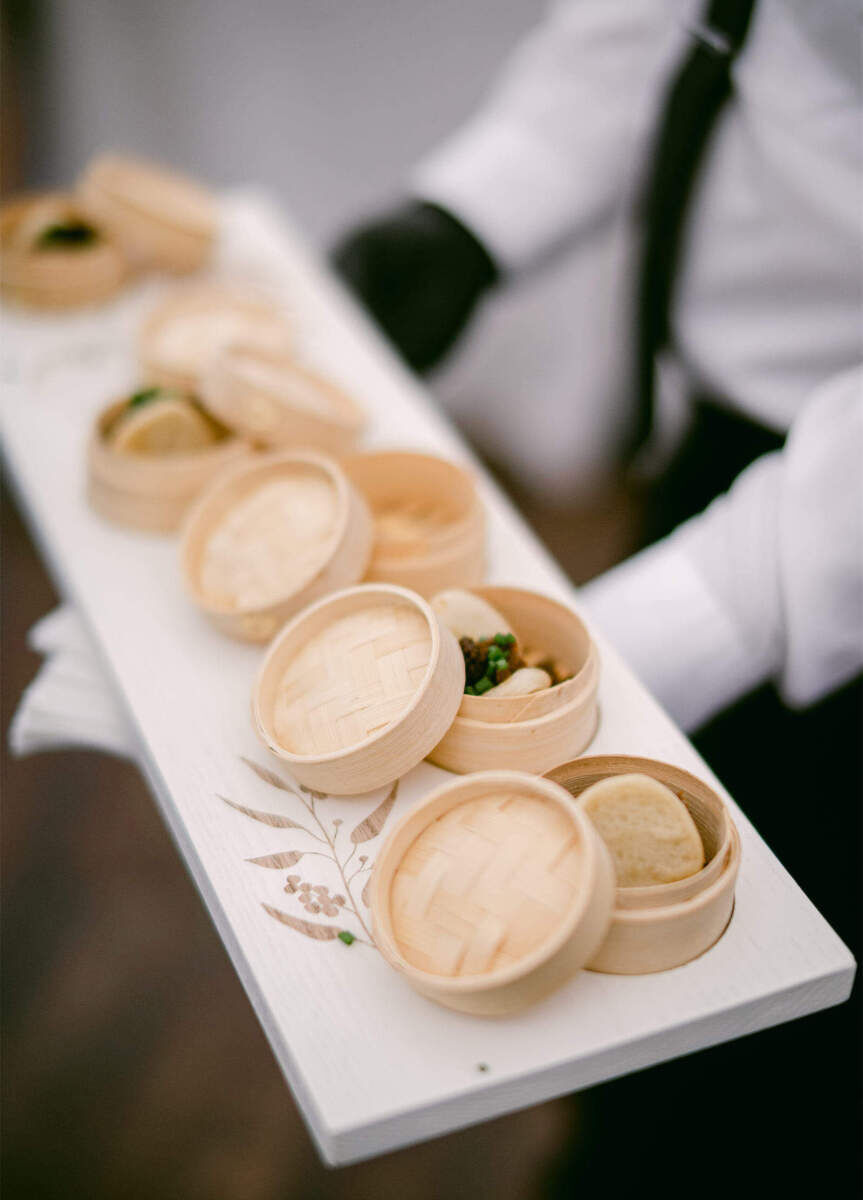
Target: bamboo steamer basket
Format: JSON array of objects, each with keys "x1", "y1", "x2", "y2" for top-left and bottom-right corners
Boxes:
[
  {"x1": 0, "y1": 193, "x2": 127, "y2": 309},
  {"x1": 428, "y1": 587, "x2": 599, "y2": 776},
  {"x1": 78, "y1": 154, "x2": 218, "y2": 273},
  {"x1": 139, "y1": 286, "x2": 293, "y2": 392},
  {"x1": 201, "y1": 344, "x2": 366, "y2": 454},
  {"x1": 252, "y1": 583, "x2": 465, "y2": 794},
  {"x1": 182, "y1": 451, "x2": 374, "y2": 643},
  {"x1": 370, "y1": 771, "x2": 616, "y2": 1015},
  {"x1": 342, "y1": 451, "x2": 485, "y2": 597},
  {"x1": 87, "y1": 396, "x2": 250, "y2": 533},
  {"x1": 546, "y1": 756, "x2": 740, "y2": 974}
]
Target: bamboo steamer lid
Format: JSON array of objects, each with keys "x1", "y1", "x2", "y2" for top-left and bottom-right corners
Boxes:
[
  {"x1": 546, "y1": 756, "x2": 740, "y2": 974},
  {"x1": 139, "y1": 286, "x2": 294, "y2": 392},
  {"x1": 342, "y1": 451, "x2": 486, "y2": 597},
  {"x1": 0, "y1": 193, "x2": 127, "y2": 309},
  {"x1": 428, "y1": 587, "x2": 600, "y2": 775},
  {"x1": 370, "y1": 771, "x2": 616, "y2": 1015},
  {"x1": 87, "y1": 394, "x2": 250, "y2": 533},
  {"x1": 181, "y1": 450, "x2": 373, "y2": 642},
  {"x1": 79, "y1": 153, "x2": 217, "y2": 273},
  {"x1": 201, "y1": 344, "x2": 366, "y2": 454},
  {"x1": 252, "y1": 583, "x2": 465, "y2": 794}
]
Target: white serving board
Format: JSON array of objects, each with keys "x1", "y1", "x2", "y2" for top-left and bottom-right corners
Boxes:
[{"x1": 1, "y1": 191, "x2": 854, "y2": 1166}]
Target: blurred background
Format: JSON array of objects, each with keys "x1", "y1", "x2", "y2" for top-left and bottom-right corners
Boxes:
[{"x1": 2, "y1": 3, "x2": 641, "y2": 1198}]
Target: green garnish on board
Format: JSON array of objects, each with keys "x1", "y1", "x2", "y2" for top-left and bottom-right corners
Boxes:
[
  {"x1": 338, "y1": 930, "x2": 355, "y2": 946},
  {"x1": 36, "y1": 220, "x2": 99, "y2": 250}
]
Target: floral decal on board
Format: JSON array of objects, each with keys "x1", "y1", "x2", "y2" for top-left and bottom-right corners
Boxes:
[{"x1": 219, "y1": 757, "x2": 399, "y2": 947}]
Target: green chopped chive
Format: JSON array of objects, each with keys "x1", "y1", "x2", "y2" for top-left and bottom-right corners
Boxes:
[
  {"x1": 36, "y1": 220, "x2": 99, "y2": 249},
  {"x1": 474, "y1": 677, "x2": 493, "y2": 694},
  {"x1": 494, "y1": 633, "x2": 515, "y2": 647},
  {"x1": 465, "y1": 685, "x2": 477, "y2": 695},
  {"x1": 127, "y1": 386, "x2": 166, "y2": 409},
  {"x1": 337, "y1": 930, "x2": 355, "y2": 945}
]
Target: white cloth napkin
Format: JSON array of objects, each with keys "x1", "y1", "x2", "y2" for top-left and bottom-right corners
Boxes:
[{"x1": 9, "y1": 606, "x2": 138, "y2": 760}]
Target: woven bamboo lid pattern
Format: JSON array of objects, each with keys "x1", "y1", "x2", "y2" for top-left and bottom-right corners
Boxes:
[
  {"x1": 0, "y1": 193, "x2": 127, "y2": 309},
  {"x1": 371, "y1": 771, "x2": 615, "y2": 1014},
  {"x1": 201, "y1": 344, "x2": 366, "y2": 454},
  {"x1": 139, "y1": 286, "x2": 293, "y2": 392},
  {"x1": 253, "y1": 584, "x2": 464, "y2": 794},
  {"x1": 392, "y1": 790, "x2": 588, "y2": 977},
  {"x1": 79, "y1": 154, "x2": 217, "y2": 272},
  {"x1": 182, "y1": 451, "x2": 373, "y2": 642}
]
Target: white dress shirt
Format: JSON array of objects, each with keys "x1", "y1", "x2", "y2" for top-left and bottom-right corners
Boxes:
[
  {"x1": 413, "y1": 0, "x2": 863, "y2": 726},
  {"x1": 582, "y1": 368, "x2": 863, "y2": 729},
  {"x1": 415, "y1": 0, "x2": 861, "y2": 430}
]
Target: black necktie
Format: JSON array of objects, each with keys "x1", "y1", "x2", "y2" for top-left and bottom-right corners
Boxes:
[{"x1": 632, "y1": 0, "x2": 758, "y2": 454}]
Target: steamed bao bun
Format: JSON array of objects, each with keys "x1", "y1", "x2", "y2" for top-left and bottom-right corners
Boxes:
[{"x1": 578, "y1": 773, "x2": 705, "y2": 887}]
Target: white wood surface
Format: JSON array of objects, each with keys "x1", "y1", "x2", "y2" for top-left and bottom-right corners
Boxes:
[{"x1": 1, "y1": 191, "x2": 855, "y2": 1166}]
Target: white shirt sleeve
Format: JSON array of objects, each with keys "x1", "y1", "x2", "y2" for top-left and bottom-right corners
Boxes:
[
  {"x1": 580, "y1": 367, "x2": 863, "y2": 731},
  {"x1": 411, "y1": 0, "x2": 694, "y2": 271}
]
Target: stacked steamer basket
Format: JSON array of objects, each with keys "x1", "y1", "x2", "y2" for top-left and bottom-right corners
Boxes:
[
  {"x1": 201, "y1": 344, "x2": 366, "y2": 456},
  {"x1": 546, "y1": 756, "x2": 740, "y2": 975},
  {"x1": 367, "y1": 762, "x2": 740, "y2": 1012},
  {"x1": 87, "y1": 393, "x2": 249, "y2": 533},
  {"x1": 79, "y1": 154, "x2": 218, "y2": 273},
  {"x1": 181, "y1": 452, "x2": 374, "y2": 642},
  {"x1": 1, "y1": 154, "x2": 218, "y2": 310},
  {"x1": 89, "y1": 285, "x2": 296, "y2": 533},
  {"x1": 248, "y1": 579, "x2": 601, "y2": 792},
  {"x1": 138, "y1": 286, "x2": 297, "y2": 393},
  {"x1": 428, "y1": 586, "x2": 599, "y2": 776},
  {"x1": 90, "y1": 271, "x2": 370, "y2": 534},
  {"x1": 252, "y1": 584, "x2": 465, "y2": 793},
  {"x1": 0, "y1": 193, "x2": 127, "y2": 309},
  {"x1": 343, "y1": 451, "x2": 486, "y2": 597},
  {"x1": 369, "y1": 771, "x2": 616, "y2": 1015}
]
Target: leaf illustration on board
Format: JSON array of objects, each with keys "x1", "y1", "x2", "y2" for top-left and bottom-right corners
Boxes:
[
  {"x1": 241, "y1": 757, "x2": 298, "y2": 794},
  {"x1": 246, "y1": 850, "x2": 304, "y2": 869},
  {"x1": 220, "y1": 795, "x2": 311, "y2": 833},
  {"x1": 262, "y1": 904, "x2": 340, "y2": 940},
  {"x1": 350, "y1": 780, "x2": 399, "y2": 844},
  {"x1": 228, "y1": 764, "x2": 404, "y2": 949}
]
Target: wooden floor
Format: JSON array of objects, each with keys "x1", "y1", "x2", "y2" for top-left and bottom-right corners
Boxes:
[{"x1": 1, "y1": 471, "x2": 639, "y2": 1200}]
